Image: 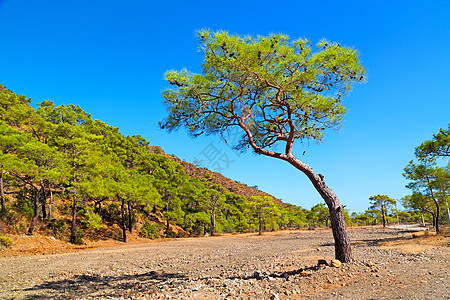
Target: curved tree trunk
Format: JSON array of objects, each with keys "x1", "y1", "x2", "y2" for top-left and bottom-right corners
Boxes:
[
  {"x1": 287, "y1": 155, "x2": 352, "y2": 263},
  {"x1": 242, "y1": 127, "x2": 352, "y2": 262}
]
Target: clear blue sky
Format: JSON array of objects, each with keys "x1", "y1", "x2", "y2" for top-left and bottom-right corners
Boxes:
[{"x1": 1, "y1": 0, "x2": 449, "y2": 213}]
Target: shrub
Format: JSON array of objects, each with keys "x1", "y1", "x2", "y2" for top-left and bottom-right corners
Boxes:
[
  {"x1": 0, "y1": 236, "x2": 13, "y2": 248},
  {"x1": 102, "y1": 202, "x2": 121, "y2": 225},
  {"x1": 14, "y1": 195, "x2": 34, "y2": 219},
  {"x1": 164, "y1": 227, "x2": 177, "y2": 238},
  {"x1": 0, "y1": 209, "x2": 17, "y2": 227},
  {"x1": 80, "y1": 207, "x2": 102, "y2": 230},
  {"x1": 73, "y1": 227, "x2": 84, "y2": 245},
  {"x1": 139, "y1": 221, "x2": 160, "y2": 239},
  {"x1": 46, "y1": 219, "x2": 67, "y2": 240}
]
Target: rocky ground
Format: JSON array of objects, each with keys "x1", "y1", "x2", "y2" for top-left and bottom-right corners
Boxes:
[{"x1": 0, "y1": 226, "x2": 449, "y2": 299}]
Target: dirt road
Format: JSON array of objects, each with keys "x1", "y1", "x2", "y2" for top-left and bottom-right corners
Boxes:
[
  {"x1": 0, "y1": 227, "x2": 449, "y2": 299},
  {"x1": 387, "y1": 224, "x2": 429, "y2": 231}
]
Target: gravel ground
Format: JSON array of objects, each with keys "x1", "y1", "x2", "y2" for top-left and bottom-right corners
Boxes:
[{"x1": 0, "y1": 227, "x2": 449, "y2": 299}]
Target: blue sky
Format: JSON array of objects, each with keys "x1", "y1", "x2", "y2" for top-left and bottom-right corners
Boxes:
[{"x1": 1, "y1": 0, "x2": 449, "y2": 213}]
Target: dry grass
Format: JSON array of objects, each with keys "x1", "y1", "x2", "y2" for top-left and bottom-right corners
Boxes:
[{"x1": 380, "y1": 227, "x2": 450, "y2": 254}]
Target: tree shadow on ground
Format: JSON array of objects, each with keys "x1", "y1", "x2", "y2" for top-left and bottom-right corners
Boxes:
[
  {"x1": 320, "y1": 233, "x2": 414, "y2": 247},
  {"x1": 20, "y1": 270, "x2": 186, "y2": 299},
  {"x1": 227, "y1": 264, "x2": 323, "y2": 282}
]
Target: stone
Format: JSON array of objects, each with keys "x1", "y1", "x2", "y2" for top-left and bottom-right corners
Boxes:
[
  {"x1": 331, "y1": 259, "x2": 342, "y2": 268},
  {"x1": 300, "y1": 270, "x2": 312, "y2": 277}
]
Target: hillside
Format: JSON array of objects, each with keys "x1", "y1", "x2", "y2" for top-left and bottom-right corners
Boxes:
[
  {"x1": 149, "y1": 146, "x2": 283, "y2": 204},
  {"x1": 1, "y1": 84, "x2": 307, "y2": 245}
]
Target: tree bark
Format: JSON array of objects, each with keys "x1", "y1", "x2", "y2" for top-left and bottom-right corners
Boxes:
[
  {"x1": 433, "y1": 200, "x2": 440, "y2": 234},
  {"x1": 0, "y1": 169, "x2": 5, "y2": 214},
  {"x1": 166, "y1": 218, "x2": 170, "y2": 235},
  {"x1": 286, "y1": 155, "x2": 352, "y2": 263},
  {"x1": 95, "y1": 197, "x2": 105, "y2": 214},
  {"x1": 426, "y1": 176, "x2": 440, "y2": 234},
  {"x1": 41, "y1": 183, "x2": 47, "y2": 221},
  {"x1": 27, "y1": 186, "x2": 41, "y2": 236},
  {"x1": 421, "y1": 212, "x2": 425, "y2": 226},
  {"x1": 70, "y1": 187, "x2": 77, "y2": 243},
  {"x1": 381, "y1": 204, "x2": 386, "y2": 228},
  {"x1": 128, "y1": 201, "x2": 133, "y2": 233},
  {"x1": 239, "y1": 120, "x2": 352, "y2": 262},
  {"x1": 47, "y1": 186, "x2": 53, "y2": 221},
  {"x1": 210, "y1": 212, "x2": 216, "y2": 236},
  {"x1": 121, "y1": 197, "x2": 127, "y2": 242},
  {"x1": 70, "y1": 143, "x2": 78, "y2": 244}
]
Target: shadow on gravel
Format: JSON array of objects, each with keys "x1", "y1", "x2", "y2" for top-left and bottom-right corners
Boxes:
[
  {"x1": 320, "y1": 235, "x2": 410, "y2": 247},
  {"x1": 21, "y1": 271, "x2": 187, "y2": 299},
  {"x1": 227, "y1": 265, "x2": 321, "y2": 282}
]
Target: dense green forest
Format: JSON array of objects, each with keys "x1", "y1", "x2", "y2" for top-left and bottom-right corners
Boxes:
[
  {"x1": 1, "y1": 85, "x2": 448, "y2": 245},
  {"x1": 0, "y1": 84, "x2": 317, "y2": 244}
]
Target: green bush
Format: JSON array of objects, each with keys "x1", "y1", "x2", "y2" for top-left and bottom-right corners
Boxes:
[
  {"x1": 73, "y1": 227, "x2": 84, "y2": 245},
  {"x1": 139, "y1": 221, "x2": 160, "y2": 239},
  {"x1": 102, "y1": 202, "x2": 121, "y2": 225},
  {"x1": 47, "y1": 219, "x2": 67, "y2": 240},
  {"x1": 14, "y1": 195, "x2": 34, "y2": 218},
  {"x1": 0, "y1": 236, "x2": 13, "y2": 248},
  {"x1": 0, "y1": 209, "x2": 18, "y2": 227},
  {"x1": 80, "y1": 207, "x2": 102, "y2": 230},
  {"x1": 164, "y1": 227, "x2": 177, "y2": 238}
]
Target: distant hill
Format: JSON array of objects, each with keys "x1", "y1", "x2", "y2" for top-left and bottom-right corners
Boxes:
[{"x1": 149, "y1": 146, "x2": 282, "y2": 204}]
